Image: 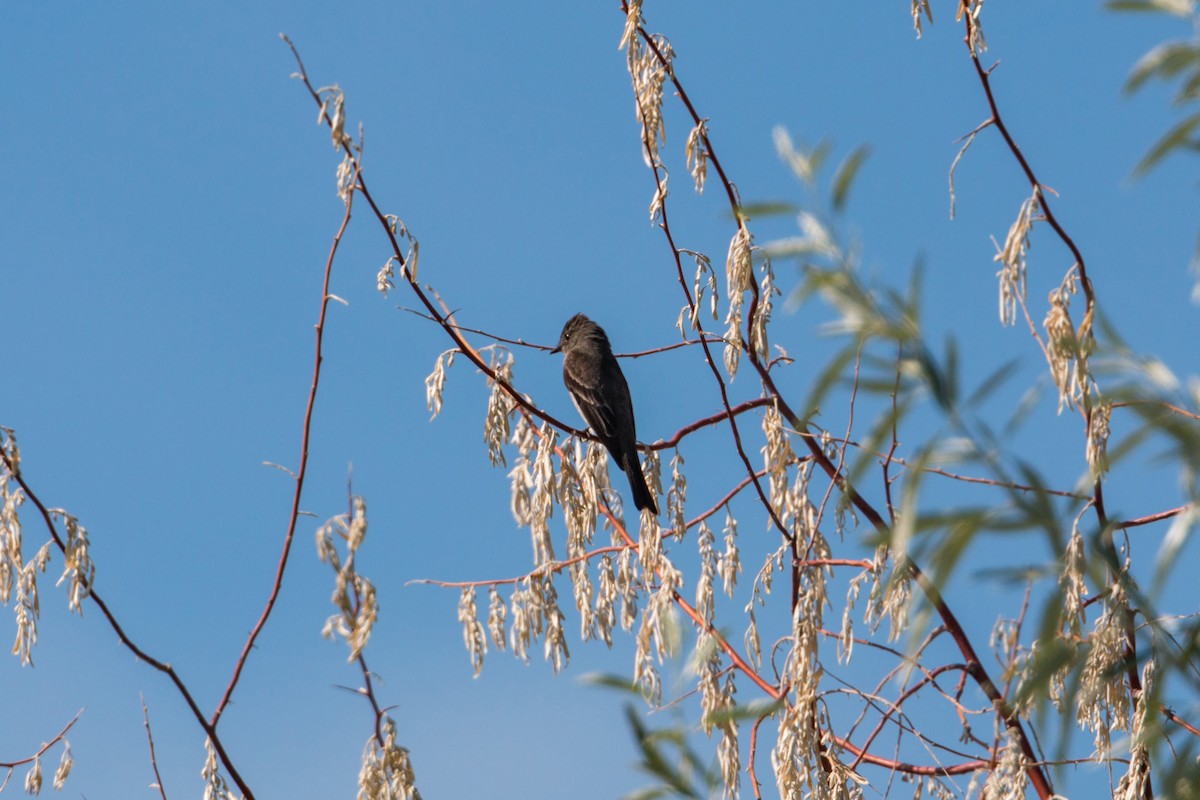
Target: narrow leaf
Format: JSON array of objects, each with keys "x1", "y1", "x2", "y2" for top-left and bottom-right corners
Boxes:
[{"x1": 831, "y1": 145, "x2": 871, "y2": 212}]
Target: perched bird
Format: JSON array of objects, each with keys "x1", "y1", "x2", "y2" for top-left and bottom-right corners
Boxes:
[{"x1": 551, "y1": 314, "x2": 658, "y2": 515}]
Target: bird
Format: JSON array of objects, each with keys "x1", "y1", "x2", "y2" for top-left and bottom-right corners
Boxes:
[{"x1": 551, "y1": 313, "x2": 659, "y2": 515}]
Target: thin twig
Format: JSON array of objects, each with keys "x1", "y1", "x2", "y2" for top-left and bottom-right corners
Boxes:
[
  {"x1": 1164, "y1": 707, "x2": 1200, "y2": 738},
  {"x1": 618, "y1": 7, "x2": 793, "y2": 548},
  {"x1": 142, "y1": 695, "x2": 168, "y2": 800},
  {"x1": 0, "y1": 453, "x2": 253, "y2": 798},
  {"x1": 399, "y1": 306, "x2": 724, "y2": 357},
  {"x1": 1118, "y1": 504, "x2": 1194, "y2": 529},
  {"x1": 212, "y1": 159, "x2": 359, "y2": 731},
  {"x1": 654, "y1": 399, "x2": 774, "y2": 449},
  {"x1": 0, "y1": 709, "x2": 83, "y2": 770}
]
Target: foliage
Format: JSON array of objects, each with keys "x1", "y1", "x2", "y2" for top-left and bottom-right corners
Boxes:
[{"x1": 3, "y1": 3, "x2": 1199, "y2": 799}]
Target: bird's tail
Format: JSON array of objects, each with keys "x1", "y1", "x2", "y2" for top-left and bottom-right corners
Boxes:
[{"x1": 623, "y1": 452, "x2": 659, "y2": 515}]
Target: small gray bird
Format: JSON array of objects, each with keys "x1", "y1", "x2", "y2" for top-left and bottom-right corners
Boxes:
[{"x1": 551, "y1": 314, "x2": 659, "y2": 515}]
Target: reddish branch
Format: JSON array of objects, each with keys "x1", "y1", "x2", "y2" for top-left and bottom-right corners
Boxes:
[
  {"x1": 0, "y1": 452, "x2": 253, "y2": 797},
  {"x1": 0, "y1": 709, "x2": 81, "y2": 772},
  {"x1": 1112, "y1": 399, "x2": 1200, "y2": 422},
  {"x1": 0, "y1": 123, "x2": 362, "y2": 800},
  {"x1": 413, "y1": 545, "x2": 631, "y2": 589},
  {"x1": 959, "y1": 5, "x2": 1153, "y2": 796},
  {"x1": 352, "y1": 550, "x2": 391, "y2": 749},
  {"x1": 419, "y1": 411, "x2": 1019, "y2": 780},
  {"x1": 141, "y1": 696, "x2": 169, "y2": 800},
  {"x1": 845, "y1": 663, "x2": 976, "y2": 770},
  {"x1": 748, "y1": 715, "x2": 767, "y2": 799},
  {"x1": 283, "y1": 37, "x2": 586, "y2": 448},
  {"x1": 961, "y1": 15, "x2": 1093, "y2": 307},
  {"x1": 653, "y1": 398, "x2": 774, "y2": 449},
  {"x1": 864, "y1": 445, "x2": 1088, "y2": 499},
  {"x1": 788, "y1": 422, "x2": 1089, "y2": 500},
  {"x1": 356, "y1": 651, "x2": 389, "y2": 747},
  {"x1": 414, "y1": 510, "x2": 867, "y2": 592},
  {"x1": 618, "y1": 9, "x2": 793, "y2": 550},
  {"x1": 681, "y1": 467, "x2": 771, "y2": 529},
  {"x1": 284, "y1": 10, "x2": 1084, "y2": 789},
  {"x1": 400, "y1": 306, "x2": 725, "y2": 358},
  {"x1": 619, "y1": 5, "x2": 1059, "y2": 793},
  {"x1": 211, "y1": 158, "x2": 358, "y2": 731},
  {"x1": 1164, "y1": 706, "x2": 1200, "y2": 738},
  {"x1": 1117, "y1": 503, "x2": 1193, "y2": 529},
  {"x1": 631, "y1": 3, "x2": 1141, "y2": 793},
  {"x1": 512, "y1": 348, "x2": 1013, "y2": 780}
]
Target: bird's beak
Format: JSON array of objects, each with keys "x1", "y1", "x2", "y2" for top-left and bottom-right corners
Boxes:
[{"x1": 550, "y1": 345, "x2": 562, "y2": 354}]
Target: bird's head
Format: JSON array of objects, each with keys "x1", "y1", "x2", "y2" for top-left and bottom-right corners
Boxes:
[{"x1": 551, "y1": 313, "x2": 600, "y2": 355}]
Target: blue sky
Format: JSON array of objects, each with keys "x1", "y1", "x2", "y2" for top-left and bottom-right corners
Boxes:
[{"x1": 3, "y1": 2, "x2": 1198, "y2": 798}]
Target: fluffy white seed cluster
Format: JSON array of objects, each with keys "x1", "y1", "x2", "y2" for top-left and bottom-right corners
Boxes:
[
  {"x1": 376, "y1": 216, "x2": 419, "y2": 296},
  {"x1": 314, "y1": 84, "x2": 358, "y2": 205},
  {"x1": 978, "y1": 727, "x2": 1027, "y2": 800},
  {"x1": 0, "y1": 435, "x2": 76, "y2": 795},
  {"x1": 696, "y1": 631, "x2": 740, "y2": 798},
  {"x1": 1115, "y1": 661, "x2": 1154, "y2": 800},
  {"x1": 1058, "y1": 520, "x2": 1089, "y2": 639},
  {"x1": 1086, "y1": 400, "x2": 1111, "y2": 480},
  {"x1": 751, "y1": 257, "x2": 778, "y2": 365},
  {"x1": 506, "y1": 574, "x2": 571, "y2": 673},
  {"x1": 665, "y1": 450, "x2": 687, "y2": 540},
  {"x1": 685, "y1": 119, "x2": 709, "y2": 193},
  {"x1": 956, "y1": 0, "x2": 988, "y2": 54},
  {"x1": 357, "y1": 718, "x2": 421, "y2": 800},
  {"x1": 773, "y1": 700, "x2": 864, "y2": 800},
  {"x1": 52, "y1": 741, "x2": 73, "y2": 791},
  {"x1": 619, "y1": 1, "x2": 672, "y2": 171},
  {"x1": 316, "y1": 496, "x2": 378, "y2": 663},
  {"x1": 862, "y1": 543, "x2": 912, "y2": 644},
  {"x1": 457, "y1": 587, "x2": 487, "y2": 678},
  {"x1": 718, "y1": 512, "x2": 741, "y2": 598},
  {"x1": 424, "y1": 349, "x2": 456, "y2": 420},
  {"x1": 51, "y1": 510, "x2": 95, "y2": 617},
  {"x1": 994, "y1": 190, "x2": 1039, "y2": 328},
  {"x1": 839, "y1": 569, "x2": 870, "y2": 664},
  {"x1": 1075, "y1": 585, "x2": 1133, "y2": 758},
  {"x1": 1043, "y1": 267, "x2": 1096, "y2": 415},
  {"x1": 1, "y1": 470, "x2": 48, "y2": 667},
  {"x1": 634, "y1": 558, "x2": 681, "y2": 706},
  {"x1": 201, "y1": 737, "x2": 238, "y2": 800},
  {"x1": 649, "y1": 168, "x2": 669, "y2": 223},
  {"x1": 683, "y1": 249, "x2": 719, "y2": 334},
  {"x1": 911, "y1": 0, "x2": 933, "y2": 38},
  {"x1": 486, "y1": 586, "x2": 507, "y2": 652},
  {"x1": 762, "y1": 404, "x2": 797, "y2": 526},
  {"x1": 724, "y1": 228, "x2": 754, "y2": 379},
  {"x1": 561, "y1": 441, "x2": 600, "y2": 558},
  {"x1": 484, "y1": 352, "x2": 516, "y2": 467}
]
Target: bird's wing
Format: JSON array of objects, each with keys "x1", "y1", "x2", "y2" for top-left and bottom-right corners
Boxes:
[{"x1": 563, "y1": 352, "x2": 635, "y2": 455}]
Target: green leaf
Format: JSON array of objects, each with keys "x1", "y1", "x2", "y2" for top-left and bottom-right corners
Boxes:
[
  {"x1": 808, "y1": 139, "x2": 833, "y2": 178},
  {"x1": 925, "y1": 510, "x2": 986, "y2": 586},
  {"x1": 701, "y1": 697, "x2": 787, "y2": 727},
  {"x1": 1013, "y1": 637, "x2": 1077, "y2": 709},
  {"x1": 966, "y1": 358, "x2": 1021, "y2": 406},
  {"x1": 1124, "y1": 41, "x2": 1200, "y2": 94},
  {"x1": 973, "y1": 564, "x2": 1056, "y2": 583},
  {"x1": 580, "y1": 672, "x2": 642, "y2": 695},
  {"x1": 1132, "y1": 112, "x2": 1200, "y2": 177},
  {"x1": 1179, "y1": 65, "x2": 1200, "y2": 102},
  {"x1": 1107, "y1": 0, "x2": 1196, "y2": 15},
  {"x1": 914, "y1": 343, "x2": 956, "y2": 411},
  {"x1": 831, "y1": 144, "x2": 870, "y2": 212},
  {"x1": 730, "y1": 202, "x2": 798, "y2": 220}
]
